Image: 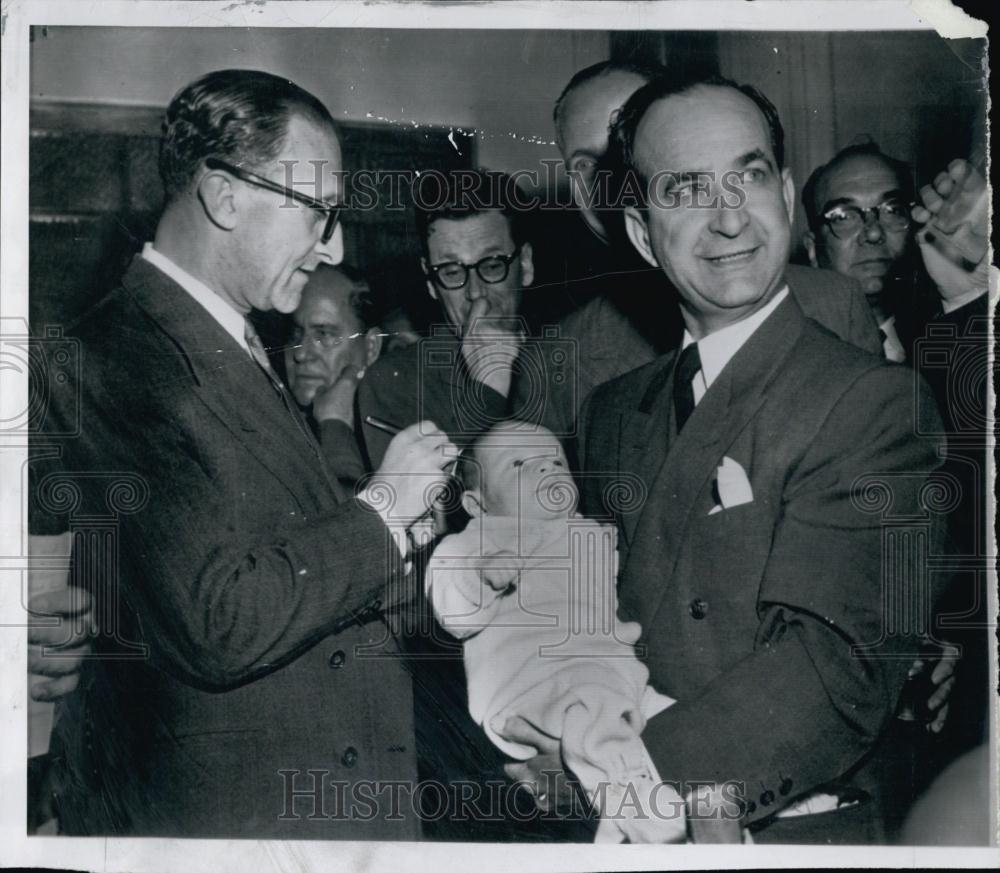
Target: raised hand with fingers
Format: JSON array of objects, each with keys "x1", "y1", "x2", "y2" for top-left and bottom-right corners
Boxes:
[
  {"x1": 460, "y1": 299, "x2": 525, "y2": 400},
  {"x1": 912, "y1": 159, "x2": 990, "y2": 307}
]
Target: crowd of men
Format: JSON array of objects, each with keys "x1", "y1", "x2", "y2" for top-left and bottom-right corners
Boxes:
[{"x1": 27, "y1": 60, "x2": 991, "y2": 846}]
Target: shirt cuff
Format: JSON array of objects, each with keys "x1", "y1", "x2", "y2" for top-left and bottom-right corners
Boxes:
[{"x1": 940, "y1": 287, "x2": 987, "y2": 314}]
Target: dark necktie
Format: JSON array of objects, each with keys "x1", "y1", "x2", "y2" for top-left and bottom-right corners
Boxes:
[{"x1": 673, "y1": 342, "x2": 702, "y2": 433}]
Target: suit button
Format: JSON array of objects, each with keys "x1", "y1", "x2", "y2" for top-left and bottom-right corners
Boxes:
[
  {"x1": 779, "y1": 778, "x2": 793, "y2": 796},
  {"x1": 328, "y1": 650, "x2": 346, "y2": 669},
  {"x1": 760, "y1": 790, "x2": 775, "y2": 807},
  {"x1": 688, "y1": 598, "x2": 709, "y2": 620},
  {"x1": 746, "y1": 800, "x2": 757, "y2": 814},
  {"x1": 341, "y1": 746, "x2": 358, "y2": 768}
]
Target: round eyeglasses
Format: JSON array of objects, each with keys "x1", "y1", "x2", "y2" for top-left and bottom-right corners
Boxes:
[
  {"x1": 427, "y1": 248, "x2": 522, "y2": 291},
  {"x1": 204, "y1": 157, "x2": 342, "y2": 244},
  {"x1": 821, "y1": 200, "x2": 912, "y2": 241}
]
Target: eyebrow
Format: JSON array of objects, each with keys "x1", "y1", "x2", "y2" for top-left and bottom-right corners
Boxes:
[
  {"x1": 821, "y1": 188, "x2": 908, "y2": 213},
  {"x1": 569, "y1": 148, "x2": 602, "y2": 162},
  {"x1": 734, "y1": 149, "x2": 774, "y2": 170}
]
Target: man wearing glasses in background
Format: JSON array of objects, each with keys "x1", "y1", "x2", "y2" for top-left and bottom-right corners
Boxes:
[
  {"x1": 284, "y1": 263, "x2": 384, "y2": 490},
  {"x1": 802, "y1": 143, "x2": 989, "y2": 362},
  {"x1": 32, "y1": 69, "x2": 456, "y2": 838},
  {"x1": 358, "y1": 169, "x2": 539, "y2": 469}
]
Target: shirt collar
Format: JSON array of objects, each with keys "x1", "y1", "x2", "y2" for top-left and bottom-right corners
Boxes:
[
  {"x1": 681, "y1": 286, "x2": 789, "y2": 392},
  {"x1": 141, "y1": 242, "x2": 251, "y2": 356}
]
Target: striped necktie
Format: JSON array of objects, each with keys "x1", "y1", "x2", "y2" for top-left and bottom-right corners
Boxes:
[{"x1": 244, "y1": 318, "x2": 282, "y2": 391}]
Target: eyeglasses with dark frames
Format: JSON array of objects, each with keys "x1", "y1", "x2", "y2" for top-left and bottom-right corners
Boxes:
[
  {"x1": 427, "y1": 247, "x2": 522, "y2": 292},
  {"x1": 204, "y1": 157, "x2": 342, "y2": 244},
  {"x1": 821, "y1": 200, "x2": 913, "y2": 241}
]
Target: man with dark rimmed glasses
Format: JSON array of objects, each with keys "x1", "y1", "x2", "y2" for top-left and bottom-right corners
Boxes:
[
  {"x1": 802, "y1": 142, "x2": 989, "y2": 363},
  {"x1": 31, "y1": 68, "x2": 457, "y2": 839},
  {"x1": 358, "y1": 168, "x2": 539, "y2": 471}
]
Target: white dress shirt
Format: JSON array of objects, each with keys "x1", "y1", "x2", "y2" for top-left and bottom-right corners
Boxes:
[
  {"x1": 142, "y1": 242, "x2": 252, "y2": 358},
  {"x1": 878, "y1": 315, "x2": 907, "y2": 363},
  {"x1": 680, "y1": 287, "x2": 789, "y2": 405}
]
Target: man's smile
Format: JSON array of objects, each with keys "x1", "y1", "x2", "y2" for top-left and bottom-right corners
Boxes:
[{"x1": 702, "y1": 245, "x2": 761, "y2": 266}]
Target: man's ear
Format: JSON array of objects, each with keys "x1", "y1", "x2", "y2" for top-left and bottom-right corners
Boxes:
[
  {"x1": 197, "y1": 169, "x2": 238, "y2": 232},
  {"x1": 364, "y1": 326, "x2": 383, "y2": 366},
  {"x1": 461, "y1": 489, "x2": 485, "y2": 518},
  {"x1": 803, "y1": 231, "x2": 819, "y2": 268},
  {"x1": 518, "y1": 241, "x2": 534, "y2": 288},
  {"x1": 624, "y1": 206, "x2": 658, "y2": 269},
  {"x1": 422, "y1": 257, "x2": 439, "y2": 301},
  {"x1": 780, "y1": 167, "x2": 796, "y2": 226}
]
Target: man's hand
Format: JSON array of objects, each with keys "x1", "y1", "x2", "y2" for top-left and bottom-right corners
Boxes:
[
  {"x1": 461, "y1": 300, "x2": 525, "y2": 400},
  {"x1": 499, "y1": 715, "x2": 580, "y2": 813},
  {"x1": 28, "y1": 588, "x2": 93, "y2": 702},
  {"x1": 311, "y1": 363, "x2": 364, "y2": 425},
  {"x1": 921, "y1": 641, "x2": 960, "y2": 734},
  {"x1": 368, "y1": 422, "x2": 457, "y2": 528},
  {"x1": 912, "y1": 159, "x2": 990, "y2": 307}
]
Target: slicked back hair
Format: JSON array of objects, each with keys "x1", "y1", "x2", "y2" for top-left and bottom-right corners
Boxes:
[
  {"x1": 304, "y1": 263, "x2": 375, "y2": 330},
  {"x1": 414, "y1": 169, "x2": 529, "y2": 259},
  {"x1": 607, "y1": 75, "x2": 786, "y2": 208},
  {"x1": 159, "y1": 68, "x2": 336, "y2": 200}
]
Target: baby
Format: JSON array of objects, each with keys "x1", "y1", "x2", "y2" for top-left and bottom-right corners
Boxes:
[{"x1": 425, "y1": 422, "x2": 739, "y2": 842}]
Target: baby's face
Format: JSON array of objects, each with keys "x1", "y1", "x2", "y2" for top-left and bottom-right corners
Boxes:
[{"x1": 477, "y1": 428, "x2": 578, "y2": 519}]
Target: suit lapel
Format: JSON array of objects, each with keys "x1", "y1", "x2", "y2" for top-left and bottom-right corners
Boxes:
[
  {"x1": 616, "y1": 355, "x2": 675, "y2": 548},
  {"x1": 620, "y1": 296, "x2": 806, "y2": 629},
  {"x1": 122, "y1": 258, "x2": 341, "y2": 501}
]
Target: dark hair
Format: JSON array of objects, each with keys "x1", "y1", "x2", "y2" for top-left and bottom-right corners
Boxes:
[
  {"x1": 302, "y1": 263, "x2": 374, "y2": 329},
  {"x1": 159, "y1": 69, "x2": 336, "y2": 199},
  {"x1": 413, "y1": 169, "x2": 529, "y2": 258},
  {"x1": 607, "y1": 74, "x2": 785, "y2": 207},
  {"x1": 553, "y1": 59, "x2": 665, "y2": 149},
  {"x1": 801, "y1": 141, "x2": 915, "y2": 233}
]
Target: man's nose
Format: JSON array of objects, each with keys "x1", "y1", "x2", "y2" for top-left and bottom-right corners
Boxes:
[
  {"x1": 292, "y1": 337, "x2": 311, "y2": 363},
  {"x1": 707, "y1": 196, "x2": 750, "y2": 237},
  {"x1": 861, "y1": 211, "x2": 886, "y2": 243},
  {"x1": 464, "y1": 272, "x2": 489, "y2": 302},
  {"x1": 315, "y1": 223, "x2": 344, "y2": 265}
]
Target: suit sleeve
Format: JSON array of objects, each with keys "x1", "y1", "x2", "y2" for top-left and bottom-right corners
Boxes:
[
  {"x1": 319, "y1": 418, "x2": 368, "y2": 492},
  {"x1": 844, "y1": 277, "x2": 884, "y2": 357},
  {"x1": 51, "y1": 372, "x2": 407, "y2": 691},
  {"x1": 641, "y1": 366, "x2": 945, "y2": 821}
]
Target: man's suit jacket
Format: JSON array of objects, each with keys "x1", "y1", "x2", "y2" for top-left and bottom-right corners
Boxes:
[
  {"x1": 36, "y1": 258, "x2": 418, "y2": 839},
  {"x1": 577, "y1": 293, "x2": 944, "y2": 838},
  {"x1": 539, "y1": 263, "x2": 882, "y2": 439}
]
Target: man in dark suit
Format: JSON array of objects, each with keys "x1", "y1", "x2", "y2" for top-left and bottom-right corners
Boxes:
[
  {"x1": 34, "y1": 69, "x2": 455, "y2": 838},
  {"x1": 532, "y1": 60, "x2": 882, "y2": 440},
  {"x1": 561, "y1": 76, "x2": 946, "y2": 844}
]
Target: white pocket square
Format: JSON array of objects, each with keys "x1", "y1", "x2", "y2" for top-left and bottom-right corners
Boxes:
[{"x1": 708, "y1": 456, "x2": 753, "y2": 515}]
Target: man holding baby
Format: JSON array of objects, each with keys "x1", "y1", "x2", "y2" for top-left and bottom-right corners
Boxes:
[{"x1": 564, "y1": 75, "x2": 949, "y2": 843}]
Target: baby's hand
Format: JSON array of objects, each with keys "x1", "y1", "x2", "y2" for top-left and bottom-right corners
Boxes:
[{"x1": 480, "y1": 549, "x2": 523, "y2": 592}]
